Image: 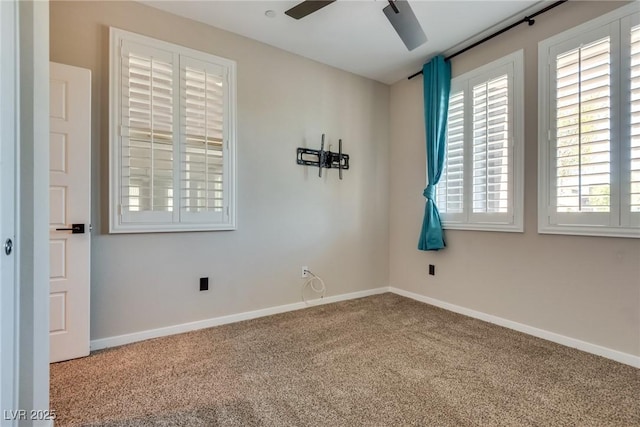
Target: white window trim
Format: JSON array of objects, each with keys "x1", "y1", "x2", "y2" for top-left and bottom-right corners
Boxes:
[
  {"x1": 109, "y1": 28, "x2": 237, "y2": 233},
  {"x1": 538, "y1": 2, "x2": 640, "y2": 239},
  {"x1": 439, "y1": 50, "x2": 525, "y2": 233}
]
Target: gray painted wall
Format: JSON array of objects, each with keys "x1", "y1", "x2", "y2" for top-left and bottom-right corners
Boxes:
[
  {"x1": 50, "y1": 1, "x2": 390, "y2": 340},
  {"x1": 389, "y1": 1, "x2": 640, "y2": 357}
]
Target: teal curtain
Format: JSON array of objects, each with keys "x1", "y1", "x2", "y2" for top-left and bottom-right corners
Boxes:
[{"x1": 418, "y1": 55, "x2": 451, "y2": 251}]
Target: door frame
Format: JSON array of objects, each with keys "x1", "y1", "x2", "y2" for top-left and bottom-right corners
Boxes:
[
  {"x1": 0, "y1": 0, "x2": 18, "y2": 422},
  {"x1": 17, "y1": 0, "x2": 51, "y2": 421},
  {"x1": 1, "y1": 0, "x2": 51, "y2": 423}
]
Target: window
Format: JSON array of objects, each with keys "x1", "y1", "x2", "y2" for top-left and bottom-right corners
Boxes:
[
  {"x1": 538, "y1": 4, "x2": 639, "y2": 238},
  {"x1": 109, "y1": 28, "x2": 236, "y2": 233},
  {"x1": 437, "y1": 51, "x2": 524, "y2": 232}
]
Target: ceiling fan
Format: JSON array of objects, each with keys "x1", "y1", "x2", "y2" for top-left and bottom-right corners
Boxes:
[{"x1": 284, "y1": 0, "x2": 427, "y2": 51}]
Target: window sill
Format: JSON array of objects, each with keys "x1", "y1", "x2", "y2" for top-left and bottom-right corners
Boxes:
[
  {"x1": 538, "y1": 224, "x2": 639, "y2": 239},
  {"x1": 442, "y1": 222, "x2": 524, "y2": 233},
  {"x1": 109, "y1": 222, "x2": 237, "y2": 234}
]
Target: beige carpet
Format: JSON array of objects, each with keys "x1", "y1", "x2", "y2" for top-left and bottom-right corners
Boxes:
[{"x1": 50, "y1": 293, "x2": 639, "y2": 426}]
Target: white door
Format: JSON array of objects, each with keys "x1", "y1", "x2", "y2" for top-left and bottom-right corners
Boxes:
[
  {"x1": 49, "y1": 62, "x2": 91, "y2": 363},
  {"x1": 1, "y1": 0, "x2": 18, "y2": 418}
]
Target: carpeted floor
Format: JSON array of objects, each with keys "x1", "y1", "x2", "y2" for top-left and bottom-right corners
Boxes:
[{"x1": 50, "y1": 293, "x2": 640, "y2": 426}]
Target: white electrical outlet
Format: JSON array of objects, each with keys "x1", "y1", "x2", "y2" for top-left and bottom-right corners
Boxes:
[{"x1": 301, "y1": 266, "x2": 309, "y2": 278}]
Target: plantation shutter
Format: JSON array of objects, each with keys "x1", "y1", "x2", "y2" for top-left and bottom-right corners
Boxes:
[
  {"x1": 467, "y1": 64, "x2": 514, "y2": 224},
  {"x1": 180, "y1": 56, "x2": 228, "y2": 223},
  {"x1": 120, "y1": 40, "x2": 176, "y2": 224},
  {"x1": 630, "y1": 23, "x2": 640, "y2": 214},
  {"x1": 538, "y1": 6, "x2": 638, "y2": 237},
  {"x1": 110, "y1": 28, "x2": 237, "y2": 233},
  {"x1": 472, "y1": 75, "x2": 510, "y2": 214},
  {"x1": 438, "y1": 90, "x2": 465, "y2": 217},
  {"x1": 437, "y1": 51, "x2": 523, "y2": 230},
  {"x1": 554, "y1": 36, "x2": 611, "y2": 216}
]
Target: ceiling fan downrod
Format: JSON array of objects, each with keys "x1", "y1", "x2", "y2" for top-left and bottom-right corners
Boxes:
[{"x1": 388, "y1": 0, "x2": 400, "y2": 14}]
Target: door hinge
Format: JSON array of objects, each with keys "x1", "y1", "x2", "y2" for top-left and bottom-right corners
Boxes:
[
  {"x1": 118, "y1": 204, "x2": 123, "y2": 216},
  {"x1": 226, "y1": 206, "x2": 229, "y2": 216}
]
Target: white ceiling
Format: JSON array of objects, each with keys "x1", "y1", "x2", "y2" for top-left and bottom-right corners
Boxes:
[{"x1": 141, "y1": 0, "x2": 544, "y2": 84}]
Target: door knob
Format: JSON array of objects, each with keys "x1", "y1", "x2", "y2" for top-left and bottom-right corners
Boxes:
[
  {"x1": 55, "y1": 223, "x2": 85, "y2": 234},
  {"x1": 4, "y1": 238, "x2": 12, "y2": 256}
]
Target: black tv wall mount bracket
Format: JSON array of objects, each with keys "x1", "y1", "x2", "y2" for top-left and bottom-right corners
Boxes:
[{"x1": 296, "y1": 134, "x2": 350, "y2": 179}]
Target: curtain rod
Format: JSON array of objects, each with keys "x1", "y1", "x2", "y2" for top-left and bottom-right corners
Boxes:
[{"x1": 407, "y1": 0, "x2": 568, "y2": 80}]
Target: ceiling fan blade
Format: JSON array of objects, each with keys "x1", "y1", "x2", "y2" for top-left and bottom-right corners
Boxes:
[
  {"x1": 285, "y1": 0, "x2": 336, "y2": 20},
  {"x1": 383, "y1": 0, "x2": 427, "y2": 51}
]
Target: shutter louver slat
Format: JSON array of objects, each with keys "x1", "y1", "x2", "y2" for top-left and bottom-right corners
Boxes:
[
  {"x1": 630, "y1": 25, "x2": 640, "y2": 212},
  {"x1": 555, "y1": 36, "x2": 611, "y2": 213},
  {"x1": 121, "y1": 51, "x2": 174, "y2": 213},
  {"x1": 181, "y1": 63, "x2": 225, "y2": 214},
  {"x1": 438, "y1": 91, "x2": 464, "y2": 214},
  {"x1": 472, "y1": 74, "x2": 510, "y2": 214}
]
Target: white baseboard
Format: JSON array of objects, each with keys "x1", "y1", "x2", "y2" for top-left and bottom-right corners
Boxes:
[
  {"x1": 389, "y1": 287, "x2": 640, "y2": 369},
  {"x1": 90, "y1": 287, "x2": 389, "y2": 351}
]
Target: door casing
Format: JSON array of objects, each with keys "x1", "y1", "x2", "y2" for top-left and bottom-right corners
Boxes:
[{"x1": 0, "y1": 0, "x2": 18, "y2": 422}]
